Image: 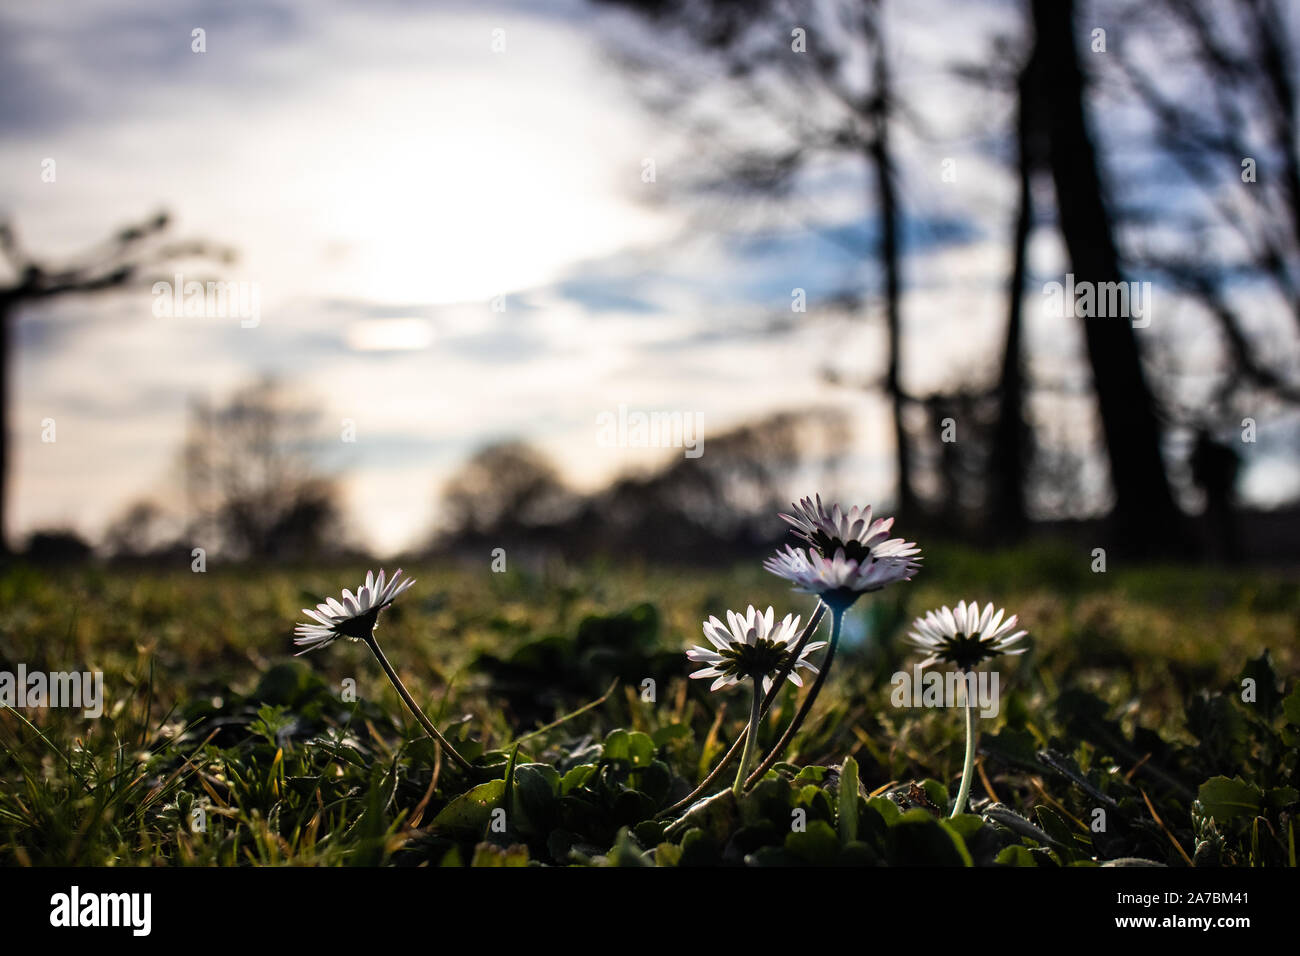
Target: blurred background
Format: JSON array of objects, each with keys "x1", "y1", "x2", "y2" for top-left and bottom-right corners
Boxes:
[{"x1": 2, "y1": 0, "x2": 1298, "y2": 568}]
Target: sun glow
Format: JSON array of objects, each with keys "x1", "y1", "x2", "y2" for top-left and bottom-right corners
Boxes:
[
  {"x1": 344, "y1": 318, "x2": 435, "y2": 351},
  {"x1": 291, "y1": 76, "x2": 668, "y2": 307}
]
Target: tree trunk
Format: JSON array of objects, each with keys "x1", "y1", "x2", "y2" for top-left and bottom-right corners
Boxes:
[
  {"x1": 990, "y1": 57, "x2": 1038, "y2": 542},
  {"x1": 868, "y1": 7, "x2": 917, "y2": 522},
  {"x1": 1032, "y1": 0, "x2": 1187, "y2": 553},
  {"x1": 0, "y1": 298, "x2": 11, "y2": 557}
]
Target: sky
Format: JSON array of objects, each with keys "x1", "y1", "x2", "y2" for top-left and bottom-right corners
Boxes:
[{"x1": 2, "y1": 0, "x2": 1297, "y2": 554}]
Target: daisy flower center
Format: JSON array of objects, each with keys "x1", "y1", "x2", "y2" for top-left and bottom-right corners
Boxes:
[
  {"x1": 937, "y1": 631, "x2": 997, "y2": 670},
  {"x1": 808, "y1": 531, "x2": 875, "y2": 564},
  {"x1": 716, "y1": 637, "x2": 797, "y2": 683},
  {"x1": 335, "y1": 607, "x2": 382, "y2": 640}
]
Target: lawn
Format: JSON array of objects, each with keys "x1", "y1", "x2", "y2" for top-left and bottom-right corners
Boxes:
[{"x1": 1, "y1": 543, "x2": 1296, "y2": 866}]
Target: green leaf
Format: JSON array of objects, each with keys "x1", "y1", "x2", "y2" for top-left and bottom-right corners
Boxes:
[
  {"x1": 654, "y1": 842, "x2": 682, "y2": 867},
  {"x1": 512, "y1": 763, "x2": 560, "y2": 831},
  {"x1": 995, "y1": 845, "x2": 1038, "y2": 867},
  {"x1": 470, "y1": 842, "x2": 529, "y2": 867},
  {"x1": 1283, "y1": 685, "x2": 1300, "y2": 727},
  {"x1": 575, "y1": 603, "x2": 659, "y2": 652},
  {"x1": 838, "y1": 757, "x2": 859, "y2": 845},
  {"x1": 920, "y1": 778, "x2": 949, "y2": 811},
  {"x1": 745, "y1": 845, "x2": 799, "y2": 867},
  {"x1": 627, "y1": 732, "x2": 656, "y2": 767},
  {"x1": 439, "y1": 846, "x2": 465, "y2": 867},
  {"x1": 938, "y1": 819, "x2": 975, "y2": 866},
  {"x1": 741, "y1": 776, "x2": 794, "y2": 827},
  {"x1": 1239, "y1": 652, "x2": 1281, "y2": 719},
  {"x1": 651, "y1": 723, "x2": 692, "y2": 749},
  {"x1": 1187, "y1": 693, "x2": 1248, "y2": 766},
  {"x1": 517, "y1": 762, "x2": 560, "y2": 794},
  {"x1": 633, "y1": 819, "x2": 666, "y2": 846},
  {"x1": 560, "y1": 764, "x2": 597, "y2": 795},
  {"x1": 547, "y1": 829, "x2": 578, "y2": 861},
  {"x1": 499, "y1": 744, "x2": 521, "y2": 833},
  {"x1": 612, "y1": 788, "x2": 656, "y2": 822},
  {"x1": 946, "y1": 812, "x2": 985, "y2": 841},
  {"x1": 677, "y1": 827, "x2": 721, "y2": 866},
  {"x1": 856, "y1": 804, "x2": 888, "y2": 851},
  {"x1": 601, "y1": 729, "x2": 656, "y2": 767},
  {"x1": 663, "y1": 788, "x2": 737, "y2": 843},
  {"x1": 984, "y1": 805, "x2": 1055, "y2": 845},
  {"x1": 1034, "y1": 805, "x2": 1078, "y2": 855},
  {"x1": 838, "y1": 840, "x2": 881, "y2": 866},
  {"x1": 982, "y1": 727, "x2": 1039, "y2": 767},
  {"x1": 633, "y1": 758, "x2": 673, "y2": 803},
  {"x1": 885, "y1": 808, "x2": 970, "y2": 866},
  {"x1": 431, "y1": 778, "x2": 506, "y2": 834},
  {"x1": 602, "y1": 729, "x2": 630, "y2": 761},
  {"x1": 1197, "y1": 776, "x2": 1264, "y2": 822},
  {"x1": 1265, "y1": 787, "x2": 1299, "y2": 810},
  {"x1": 792, "y1": 765, "x2": 827, "y2": 785},
  {"x1": 784, "y1": 820, "x2": 840, "y2": 864},
  {"x1": 867, "y1": 795, "x2": 901, "y2": 826},
  {"x1": 793, "y1": 785, "x2": 835, "y2": 824},
  {"x1": 1029, "y1": 847, "x2": 1059, "y2": 866},
  {"x1": 608, "y1": 827, "x2": 652, "y2": 867}
]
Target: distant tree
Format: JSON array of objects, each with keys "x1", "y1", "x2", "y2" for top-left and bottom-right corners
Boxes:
[
  {"x1": 913, "y1": 388, "x2": 997, "y2": 536},
  {"x1": 1114, "y1": 0, "x2": 1300, "y2": 409},
  {"x1": 1107, "y1": 0, "x2": 1300, "y2": 540},
  {"x1": 23, "y1": 528, "x2": 93, "y2": 565},
  {"x1": 1189, "y1": 427, "x2": 1242, "y2": 561},
  {"x1": 593, "y1": 0, "x2": 919, "y2": 519},
  {"x1": 965, "y1": 34, "x2": 1043, "y2": 541},
  {"x1": 436, "y1": 440, "x2": 577, "y2": 542},
  {"x1": 0, "y1": 210, "x2": 233, "y2": 556},
  {"x1": 102, "y1": 499, "x2": 178, "y2": 559},
  {"x1": 432, "y1": 409, "x2": 848, "y2": 562},
  {"x1": 181, "y1": 378, "x2": 347, "y2": 560},
  {"x1": 594, "y1": 407, "x2": 848, "y2": 553}
]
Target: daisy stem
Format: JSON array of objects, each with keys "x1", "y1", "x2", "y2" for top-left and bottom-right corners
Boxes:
[
  {"x1": 953, "y1": 675, "x2": 977, "y2": 817},
  {"x1": 657, "y1": 603, "x2": 828, "y2": 818},
  {"x1": 364, "y1": 634, "x2": 474, "y2": 774},
  {"x1": 732, "y1": 678, "x2": 764, "y2": 797},
  {"x1": 743, "y1": 605, "x2": 843, "y2": 791}
]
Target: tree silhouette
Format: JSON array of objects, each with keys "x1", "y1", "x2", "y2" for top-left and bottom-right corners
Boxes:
[
  {"x1": 0, "y1": 210, "x2": 233, "y2": 555},
  {"x1": 432, "y1": 408, "x2": 847, "y2": 562},
  {"x1": 181, "y1": 378, "x2": 347, "y2": 560},
  {"x1": 595, "y1": 0, "x2": 918, "y2": 518},
  {"x1": 438, "y1": 440, "x2": 578, "y2": 540},
  {"x1": 1111, "y1": 0, "x2": 1300, "y2": 501},
  {"x1": 1030, "y1": 0, "x2": 1188, "y2": 551}
]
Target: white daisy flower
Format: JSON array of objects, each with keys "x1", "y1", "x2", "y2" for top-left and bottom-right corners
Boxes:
[
  {"x1": 686, "y1": 605, "x2": 825, "y2": 695},
  {"x1": 293, "y1": 568, "x2": 415, "y2": 655},
  {"x1": 781, "y1": 495, "x2": 921, "y2": 564},
  {"x1": 906, "y1": 600, "x2": 1028, "y2": 671},
  {"x1": 764, "y1": 544, "x2": 919, "y2": 610}
]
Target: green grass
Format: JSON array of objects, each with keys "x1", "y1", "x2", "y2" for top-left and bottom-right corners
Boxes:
[{"x1": 1, "y1": 543, "x2": 1297, "y2": 866}]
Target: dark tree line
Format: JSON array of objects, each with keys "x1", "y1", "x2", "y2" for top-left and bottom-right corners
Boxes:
[
  {"x1": 23, "y1": 378, "x2": 351, "y2": 564},
  {"x1": 596, "y1": 0, "x2": 1300, "y2": 556},
  {"x1": 430, "y1": 408, "x2": 849, "y2": 563}
]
